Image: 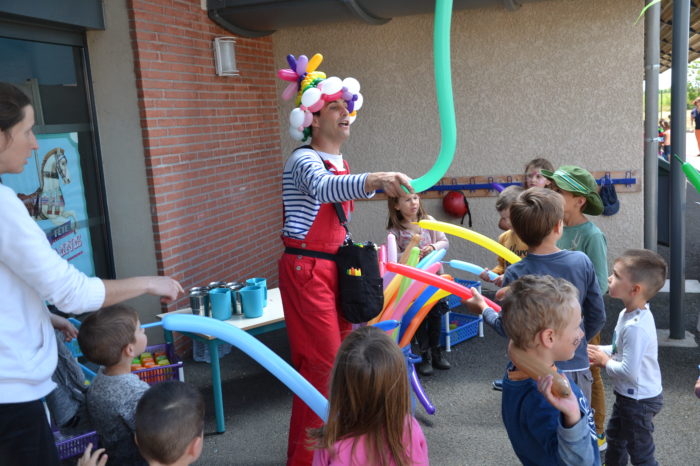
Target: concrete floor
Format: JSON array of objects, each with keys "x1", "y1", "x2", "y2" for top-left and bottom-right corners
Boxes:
[{"x1": 179, "y1": 286, "x2": 699, "y2": 465}]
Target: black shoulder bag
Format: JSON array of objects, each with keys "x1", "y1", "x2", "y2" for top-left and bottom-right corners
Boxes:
[{"x1": 331, "y1": 204, "x2": 384, "y2": 323}]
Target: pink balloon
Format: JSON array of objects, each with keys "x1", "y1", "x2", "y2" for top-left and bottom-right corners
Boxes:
[
  {"x1": 277, "y1": 69, "x2": 298, "y2": 82},
  {"x1": 307, "y1": 99, "x2": 324, "y2": 113},
  {"x1": 282, "y1": 82, "x2": 297, "y2": 101},
  {"x1": 378, "y1": 244, "x2": 387, "y2": 264},
  {"x1": 322, "y1": 90, "x2": 343, "y2": 102},
  {"x1": 383, "y1": 262, "x2": 441, "y2": 322},
  {"x1": 386, "y1": 262, "x2": 502, "y2": 312},
  {"x1": 302, "y1": 109, "x2": 313, "y2": 127},
  {"x1": 296, "y1": 55, "x2": 308, "y2": 75},
  {"x1": 386, "y1": 234, "x2": 397, "y2": 263}
]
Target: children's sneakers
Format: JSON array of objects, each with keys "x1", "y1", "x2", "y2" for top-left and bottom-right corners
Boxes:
[
  {"x1": 492, "y1": 379, "x2": 503, "y2": 391},
  {"x1": 597, "y1": 433, "x2": 607, "y2": 452}
]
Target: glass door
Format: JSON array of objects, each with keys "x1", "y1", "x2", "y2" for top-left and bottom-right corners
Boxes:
[{"x1": 0, "y1": 27, "x2": 113, "y2": 278}]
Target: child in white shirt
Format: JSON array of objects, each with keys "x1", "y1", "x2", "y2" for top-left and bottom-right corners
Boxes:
[{"x1": 588, "y1": 249, "x2": 666, "y2": 466}]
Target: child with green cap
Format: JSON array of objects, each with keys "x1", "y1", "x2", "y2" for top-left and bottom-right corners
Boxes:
[{"x1": 541, "y1": 165, "x2": 609, "y2": 451}]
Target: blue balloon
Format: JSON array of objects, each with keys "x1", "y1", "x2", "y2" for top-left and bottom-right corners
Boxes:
[
  {"x1": 372, "y1": 320, "x2": 400, "y2": 332},
  {"x1": 162, "y1": 314, "x2": 328, "y2": 421},
  {"x1": 399, "y1": 285, "x2": 439, "y2": 340},
  {"x1": 447, "y1": 259, "x2": 498, "y2": 281},
  {"x1": 416, "y1": 247, "x2": 447, "y2": 270}
]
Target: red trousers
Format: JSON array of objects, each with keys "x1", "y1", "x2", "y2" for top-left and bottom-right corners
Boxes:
[{"x1": 279, "y1": 238, "x2": 351, "y2": 465}]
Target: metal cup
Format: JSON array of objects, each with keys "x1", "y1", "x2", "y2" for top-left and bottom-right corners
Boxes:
[
  {"x1": 189, "y1": 290, "x2": 210, "y2": 317},
  {"x1": 208, "y1": 281, "x2": 228, "y2": 289},
  {"x1": 226, "y1": 281, "x2": 244, "y2": 315}
]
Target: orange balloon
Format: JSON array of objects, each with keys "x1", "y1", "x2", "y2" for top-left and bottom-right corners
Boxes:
[
  {"x1": 368, "y1": 287, "x2": 398, "y2": 325},
  {"x1": 398, "y1": 289, "x2": 449, "y2": 347}
]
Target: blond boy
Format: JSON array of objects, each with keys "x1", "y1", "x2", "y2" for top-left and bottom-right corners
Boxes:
[{"x1": 486, "y1": 275, "x2": 599, "y2": 465}]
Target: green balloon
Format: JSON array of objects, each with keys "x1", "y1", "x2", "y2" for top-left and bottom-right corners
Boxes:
[
  {"x1": 410, "y1": 0, "x2": 456, "y2": 193},
  {"x1": 674, "y1": 154, "x2": 700, "y2": 194}
]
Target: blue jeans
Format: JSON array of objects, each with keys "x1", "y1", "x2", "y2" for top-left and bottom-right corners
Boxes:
[{"x1": 605, "y1": 392, "x2": 663, "y2": 466}]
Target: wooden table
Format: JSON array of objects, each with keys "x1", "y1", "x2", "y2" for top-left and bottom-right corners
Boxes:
[{"x1": 158, "y1": 287, "x2": 285, "y2": 433}]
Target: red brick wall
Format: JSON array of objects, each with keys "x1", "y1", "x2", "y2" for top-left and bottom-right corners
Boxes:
[{"x1": 126, "y1": 0, "x2": 283, "y2": 348}]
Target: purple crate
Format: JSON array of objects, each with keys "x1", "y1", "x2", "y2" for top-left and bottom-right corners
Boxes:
[
  {"x1": 132, "y1": 343, "x2": 184, "y2": 385},
  {"x1": 55, "y1": 430, "x2": 99, "y2": 460}
]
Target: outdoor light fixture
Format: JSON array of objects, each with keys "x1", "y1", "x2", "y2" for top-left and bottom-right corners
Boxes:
[{"x1": 213, "y1": 37, "x2": 238, "y2": 77}]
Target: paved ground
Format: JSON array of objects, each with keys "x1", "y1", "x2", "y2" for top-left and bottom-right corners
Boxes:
[{"x1": 180, "y1": 288, "x2": 699, "y2": 465}]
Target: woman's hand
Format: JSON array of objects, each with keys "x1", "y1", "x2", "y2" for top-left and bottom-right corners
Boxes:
[{"x1": 49, "y1": 314, "x2": 79, "y2": 341}]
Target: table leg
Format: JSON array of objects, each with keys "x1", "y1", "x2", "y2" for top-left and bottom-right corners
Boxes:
[{"x1": 208, "y1": 341, "x2": 225, "y2": 433}]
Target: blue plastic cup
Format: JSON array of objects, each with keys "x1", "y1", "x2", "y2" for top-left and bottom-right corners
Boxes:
[
  {"x1": 209, "y1": 288, "x2": 232, "y2": 320},
  {"x1": 240, "y1": 285, "x2": 264, "y2": 319},
  {"x1": 246, "y1": 278, "x2": 267, "y2": 307}
]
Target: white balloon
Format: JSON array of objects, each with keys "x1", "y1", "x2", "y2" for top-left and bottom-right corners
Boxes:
[
  {"x1": 354, "y1": 93, "x2": 364, "y2": 111},
  {"x1": 342, "y1": 77, "x2": 360, "y2": 95},
  {"x1": 320, "y1": 76, "x2": 342, "y2": 95},
  {"x1": 301, "y1": 87, "x2": 321, "y2": 108},
  {"x1": 347, "y1": 113, "x2": 357, "y2": 125},
  {"x1": 289, "y1": 108, "x2": 305, "y2": 128},
  {"x1": 289, "y1": 126, "x2": 305, "y2": 140}
]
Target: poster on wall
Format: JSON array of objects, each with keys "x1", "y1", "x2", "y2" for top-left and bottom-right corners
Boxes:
[{"x1": 3, "y1": 132, "x2": 95, "y2": 276}]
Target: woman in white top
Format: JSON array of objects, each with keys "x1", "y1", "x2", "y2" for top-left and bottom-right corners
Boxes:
[{"x1": 0, "y1": 82, "x2": 183, "y2": 466}]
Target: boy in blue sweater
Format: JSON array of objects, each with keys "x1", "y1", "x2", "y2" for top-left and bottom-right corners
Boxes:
[
  {"x1": 467, "y1": 188, "x2": 605, "y2": 404},
  {"x1": 497, "y1": 275, "x2": 600, "y2": 465}
]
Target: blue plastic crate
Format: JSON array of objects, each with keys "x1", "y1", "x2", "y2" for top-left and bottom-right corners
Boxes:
[
  {"x1": 447, "y1": 278, "x2": 481, "y2": 309},
  {"x1": 440, "y1": 312, "x2": 481, "y2": 347}
]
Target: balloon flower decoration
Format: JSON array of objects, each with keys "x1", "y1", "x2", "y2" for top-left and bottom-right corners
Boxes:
[{"x1": 278, "y1": 53, "x2": 364, "y2": 142}]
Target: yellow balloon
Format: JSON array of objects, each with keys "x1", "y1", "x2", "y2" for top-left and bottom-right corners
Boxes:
[
  {"x1": 419, "y1": 220, "x2": 522, "y2": 265},
  {"x1": 306, "y1": 53, "x2": 323, "y2": 73}
]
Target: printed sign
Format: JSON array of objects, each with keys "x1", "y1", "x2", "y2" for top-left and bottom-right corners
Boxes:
[{"x1": 3, "y1": 132, "x2": 95, "y2": 276}]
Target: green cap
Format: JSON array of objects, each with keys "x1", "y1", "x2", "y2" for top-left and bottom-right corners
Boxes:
[{"x1": 541, "y1": 165, "x2": 603, "y2": 216}]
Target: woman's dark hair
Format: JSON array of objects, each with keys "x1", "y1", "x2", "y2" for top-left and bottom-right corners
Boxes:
[{"x1": 0, "y1": 83, "x2": 31, "y2": 134}]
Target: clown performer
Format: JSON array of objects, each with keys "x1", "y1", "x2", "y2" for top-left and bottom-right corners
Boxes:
[{"x1": 277, "y1": 53, "x2": 412, "y2": 465}]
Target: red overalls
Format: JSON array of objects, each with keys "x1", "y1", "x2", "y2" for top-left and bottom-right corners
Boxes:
[{"x1": 278, "y1": 160, "x2": 353, "y2": 466}]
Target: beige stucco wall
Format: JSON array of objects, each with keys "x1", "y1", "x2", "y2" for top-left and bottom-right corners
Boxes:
[
  {"x1": 274, "y1": 0, "x2": 643, "y2": 284},
  {"x1": 86, "y1": 0, "x2": 162, "y2": 325}
]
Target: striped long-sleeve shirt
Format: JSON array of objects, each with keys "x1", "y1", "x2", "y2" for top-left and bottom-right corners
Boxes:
[{"x1": 282, "y1": 147, "x2": 374, "y2": 239}]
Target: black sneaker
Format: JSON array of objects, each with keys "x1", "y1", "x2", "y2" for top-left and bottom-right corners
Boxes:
[
  {"x1": 492, "y1": 379, "x2": 503, "y2": 391},
  {"x1": 431, "y1": 349, "x2": 451, "y2": 370},
  {"x1": 416, "y1": 353, "x2": 433, "y2": 375}
]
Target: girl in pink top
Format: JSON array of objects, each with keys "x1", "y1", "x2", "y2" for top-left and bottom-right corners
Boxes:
[{"x1": 310, "y1": 326, "x2": 429, "y2": 466}]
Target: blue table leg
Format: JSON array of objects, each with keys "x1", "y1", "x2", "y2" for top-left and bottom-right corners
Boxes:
[{"x1": 208, "y1": 341, "x2": 225, "y2": 433}]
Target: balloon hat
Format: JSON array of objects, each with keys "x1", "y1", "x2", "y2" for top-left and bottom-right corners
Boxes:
[{"x1": 278, "y1": 53, "x2": 363, "y2": 142}]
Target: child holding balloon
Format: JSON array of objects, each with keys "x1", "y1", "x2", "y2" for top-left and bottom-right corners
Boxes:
[
  {"x1": 387, "y1": 193, "x2": 450, "y2": 376},
  {"x1": 496, "y1": 275, "x2": 600, "y2": 465},
  {"x1": 309, "y1": 326, "x2": 429, "y2": 465},
  {"x1": 480, "y1": 185, "x2": 527, "y2": 287}
]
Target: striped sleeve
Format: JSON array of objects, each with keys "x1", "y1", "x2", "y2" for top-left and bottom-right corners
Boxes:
[{"x1": 281, "y1": 149, "x2": 372, "y2": 239}]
